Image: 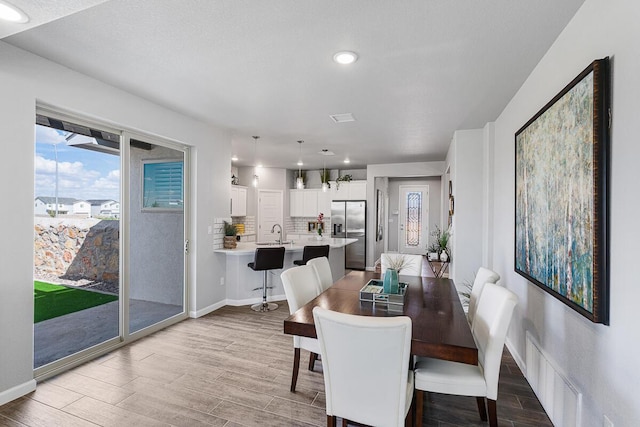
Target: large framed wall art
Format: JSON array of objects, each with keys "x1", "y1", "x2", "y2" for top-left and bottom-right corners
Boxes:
[{"x1": 514, "y1": 58, "x2": 610, "y2": 324}]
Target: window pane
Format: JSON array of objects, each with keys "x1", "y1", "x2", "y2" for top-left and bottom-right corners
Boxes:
[
  {"x1": 405, "y1": 191, "x2": 422, "y2": 247},
  {"x1": 143, "y1": 161, "x2": 183, "y2": 209}
]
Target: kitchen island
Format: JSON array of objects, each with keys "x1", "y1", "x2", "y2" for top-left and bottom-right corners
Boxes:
[{"x1": 214, "y1": 238, "x2": 357, "y2": 306}]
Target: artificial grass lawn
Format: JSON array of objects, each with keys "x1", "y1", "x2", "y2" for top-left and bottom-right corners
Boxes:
[{"x1": 34, "y1": 280, "x2": 118, "y2": 323}]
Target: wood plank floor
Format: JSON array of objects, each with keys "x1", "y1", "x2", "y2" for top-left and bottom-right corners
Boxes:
[{"x1": 0, "y1": 303, "x2": 552, "y2": 426}]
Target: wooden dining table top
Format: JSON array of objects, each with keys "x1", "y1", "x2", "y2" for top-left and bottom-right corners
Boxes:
[{"x1": 283, "y1": 270, "x2": 478, "y2": 365}]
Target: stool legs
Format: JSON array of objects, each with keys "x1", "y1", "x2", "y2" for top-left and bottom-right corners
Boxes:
[{"x1": 251, "y1": 270, "x2": 278, "y2": 312}]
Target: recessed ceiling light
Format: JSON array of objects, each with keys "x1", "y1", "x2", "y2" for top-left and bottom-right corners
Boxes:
[
  {"x1": 231, "y1": 155, "x2": 238, "y2": 161},
  {"x1": 297, "y1": 160, "x2": 303, "y2": 166},
  {"x1": 319, "y1": 149, "x2": 335, "y2": 156},
  {"x1": 333, "y1": 51, "x2": 358, "y2": 65},
  {"x1": 329, "y1": 113, "x2": 356, "y2": 123},
  {"x1": 344, "y1": 159, "x2": 351, "y2": 164},
  {"x1": 0, "y1": 1, "x2": 29, "y2": 23}
]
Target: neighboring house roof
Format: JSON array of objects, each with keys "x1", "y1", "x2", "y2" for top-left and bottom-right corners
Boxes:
[
  {"x1": 87, "y1": 199, "x2": 118, "y2": 206},
  {"x1": 35, "y1": 196, "x2": 84, "y2": 205}
]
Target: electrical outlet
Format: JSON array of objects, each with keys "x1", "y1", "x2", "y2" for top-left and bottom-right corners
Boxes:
[
  {"x1": 208, "y1": 225, "x2": 212, "y2": 235},
  {"x1": 220, "y1": 277, "x2": 225, "y2": 286},
  {"x1": 604, "y1": 415, "x2": 614, "y2": 427}
]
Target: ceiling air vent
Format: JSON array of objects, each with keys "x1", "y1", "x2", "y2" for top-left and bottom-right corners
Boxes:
[{"x1": 329, "y1": 113, "x2": 355, "y2": 123}]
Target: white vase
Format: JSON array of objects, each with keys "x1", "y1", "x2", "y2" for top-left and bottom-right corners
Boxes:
[{"x1": 440, "y1": 252, "x2": 448, "y2": 262}]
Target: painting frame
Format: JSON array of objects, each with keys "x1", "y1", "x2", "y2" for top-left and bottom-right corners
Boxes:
[
  {"x1": 375, "y1": 189, "x2": 384, "y2": 241},
  {"x1": 514, "y1": 58, "x2": 610, "y2": 324}
]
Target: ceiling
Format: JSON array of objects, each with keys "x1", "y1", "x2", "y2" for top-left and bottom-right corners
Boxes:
[{"x1": 2, "y1": 0, "x2": 586, "y2": 170}]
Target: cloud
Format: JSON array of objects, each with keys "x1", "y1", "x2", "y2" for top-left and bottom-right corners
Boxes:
[
  {"x1": 35, "y1": 156, "x2": 117, "y2": 200},
  {"x1": 35, "y1": 126, "x2": 68, "y2": 145}
]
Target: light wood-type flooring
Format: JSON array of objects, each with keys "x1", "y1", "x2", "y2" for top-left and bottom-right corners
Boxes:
[{"x1": 1, "y1": 303, "x2": 552, "y2": 426}]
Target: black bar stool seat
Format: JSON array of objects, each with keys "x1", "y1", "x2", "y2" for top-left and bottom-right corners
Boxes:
[
  {"x1": 248, "y1": 246, "x2": 285, "y2": 312},
  {"x1": 293, "y1": 245, "x2": 330, "y2": 266}
]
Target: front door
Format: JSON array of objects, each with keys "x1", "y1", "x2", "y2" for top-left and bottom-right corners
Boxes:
[
  {"x1": 399, "y1": 185, "x2": 429, "y2": 254},
  {"x1": 258, "y1": 190, "x2": 283, "y2": 243}
]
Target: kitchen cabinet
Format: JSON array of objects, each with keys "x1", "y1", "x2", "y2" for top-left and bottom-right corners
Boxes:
[
  {"x1": 290, "y1": 189, "x2": 331, "y2": 217},
  {"x1": 330, "y1": 180, "x2": 367, "y2": 200},
  {"x1": 230, "y1": 185, "x2": 247, "y2": 217}
]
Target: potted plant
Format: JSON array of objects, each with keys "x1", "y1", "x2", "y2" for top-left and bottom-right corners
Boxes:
[
  {"x1": 316, "y1": 213, "x2": 324, "y2": 240},
  {"x1": 295, "y1": 170, "x2": 306, "y2": 188},
  {"x1": 335, "y1": 173, "x2": 352, "y2": 190},
  {"x1": 319, "y1": 169, "x2": 331, "y2": 189},
  {"x1": 223, "y1": 221, "x2": 238, "y2": 249},
  {"x1": 428, "y1": 225, "x2": 451, "y2": 261}
]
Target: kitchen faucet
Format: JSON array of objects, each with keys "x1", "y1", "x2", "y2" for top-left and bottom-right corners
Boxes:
[{"x1": 271, "y1": 223, "x2": 282, "y2": 244}]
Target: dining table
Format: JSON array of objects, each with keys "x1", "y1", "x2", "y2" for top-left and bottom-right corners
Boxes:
[{"x1": 283, "y1": 270, "x2": 478, "y2": 365}]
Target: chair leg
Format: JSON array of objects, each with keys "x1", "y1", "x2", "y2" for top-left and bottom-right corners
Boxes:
[
  {"x1": 291, "y1": 347, "x2": 300, "y2": 392},
  {"x1": 415, "y1": 390, "x2": 424, "y2": 426},
  {"x1": 327, "y1": 415, "x2": 337, "y2": 427},
  {"x1": 487, "y1": 399, "x2": 498, "y2": 427},
  {"x1": 476, "y1": 396, "x2": 488, "y2": 421},
  {"x1": 309, "y1": 352, "x2": 318, "y2": 371}
]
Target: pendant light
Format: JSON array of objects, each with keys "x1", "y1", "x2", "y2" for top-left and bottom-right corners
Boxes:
[
  {"x1": 296, "y1": 140, "x2": 304, "y2": 189},
  {"x1": 321, "y1": 151, "x2": 328, "y2": 192},
  {"x1": 252, "y1": 136, "x2": 260, "y2": 187}
]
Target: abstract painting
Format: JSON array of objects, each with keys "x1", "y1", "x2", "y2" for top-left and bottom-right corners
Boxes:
[{"x1": 515, "y1": 58, "x2": 610, "y2": 324}]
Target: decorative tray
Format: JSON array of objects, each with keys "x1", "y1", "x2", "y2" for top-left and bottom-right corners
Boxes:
[{"x1": 359, "y1": 279, "x2": 407, "y2": 312}]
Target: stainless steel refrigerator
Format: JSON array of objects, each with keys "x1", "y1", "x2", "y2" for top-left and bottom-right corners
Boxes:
[{"x1": 331, "y1": 200, "x2": 366, "y2": 270}]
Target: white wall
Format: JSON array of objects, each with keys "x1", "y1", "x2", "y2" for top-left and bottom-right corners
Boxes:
[
  {"x1": 0, "y1": 41, "x2": 231, "y2": 403},
  {"x1": 490, "y1": 0, "x2": 640, "y2": 424},
  {"x1": 446, "y1": 129, "x2": 484, "y2": 286}
]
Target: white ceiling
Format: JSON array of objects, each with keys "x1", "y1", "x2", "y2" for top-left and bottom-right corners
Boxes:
[{"x1": 2, "y1": 0, "x2": 586, "y2": 170}]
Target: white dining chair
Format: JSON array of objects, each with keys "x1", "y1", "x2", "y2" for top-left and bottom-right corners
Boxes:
[
  {"x1": 307, "y1": 256, "x2": 333, "y2": 292},
  {"x1": 281, "y1": 265, "x2": 322, "y2": 392},
  {"x1": 414, "y1": 282, "x2": 518, "y2": 427},
  {"x1": 313, "y1": 307, "x2": 414, "y2": 427},
  {"x1": 381, "y1": 253, "x2": 423, "y2": 276},
  {"x1": 467, "y1": 267, "x2": 501, "y2": 326}
]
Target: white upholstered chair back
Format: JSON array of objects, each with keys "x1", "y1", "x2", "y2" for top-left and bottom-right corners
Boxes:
[
  {"x1": 472, "y1": 282, "x2": 518, "y2": 400},
  {"x1": 467, "y1": 267, "x2": 500, "y2": 325},
  {"x1": 307, "y1": 256, "x2": 333, "y2": 293},
  {"x1": 281, "y1": 265, "x2": 322, "y2": 352},
  {"x1": 381, "y1": 253, "x2": 423, "y2": 276},
  {"x1": 313, "y1": 307, "x2": 413, "y2": 427},
  {"x1": 281, "y1": 265, "x2": 321, "y2": 314}
]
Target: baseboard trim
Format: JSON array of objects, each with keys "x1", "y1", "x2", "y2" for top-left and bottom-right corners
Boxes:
[
  {"x1": 190, "y1": 295, "x2": 287, "y2": 318},
  {"x1": 505, "y1": 337, "x2": 526, "y2": 373},
  {"x1": 0, "y1": 379, "x2": 36, "y2": 406}
]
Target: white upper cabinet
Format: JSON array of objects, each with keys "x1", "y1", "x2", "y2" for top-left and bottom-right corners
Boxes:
[
  {"x1": 289, "y1": 189, "x2": 331, "y2": 217},
  {"x1": 230, "y1": 185, "x2": 247, "y2": 217},
  {"x1": 330, "y1": 180, "x2": 367, "y2": 200}
]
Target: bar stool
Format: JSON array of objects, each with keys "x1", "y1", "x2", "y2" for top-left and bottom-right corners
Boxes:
[
  {"x1": 248, "y1": 246, "x2": 285, "y2": 312},
  {"x1": 293, "y1": 245, "x2": 330, "y2": 266}
]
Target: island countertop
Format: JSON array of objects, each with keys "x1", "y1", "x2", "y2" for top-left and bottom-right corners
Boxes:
[{"x1": 214, "y1": 237, "x2": 358, "y2": 255}]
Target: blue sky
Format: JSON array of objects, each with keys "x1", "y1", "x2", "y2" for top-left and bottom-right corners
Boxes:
[{"x1": 35, "y1": 125, "x2": 120, "y2": 201}]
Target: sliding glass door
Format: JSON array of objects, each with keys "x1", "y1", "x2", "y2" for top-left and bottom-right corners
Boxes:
[
  {"x1": 34, "y1": 112, "x2": 122, "y2": 370},
  {"x1": 33, "y1": 109, "x2": 189, "y2": 377},
  {"x1": 125, "y1": 134, "x2": 187, "y2": 335}
]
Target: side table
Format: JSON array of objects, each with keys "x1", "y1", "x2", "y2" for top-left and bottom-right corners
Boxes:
[{"x1": 427, "y1": 259, "x2": 450, "y2": 278}]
